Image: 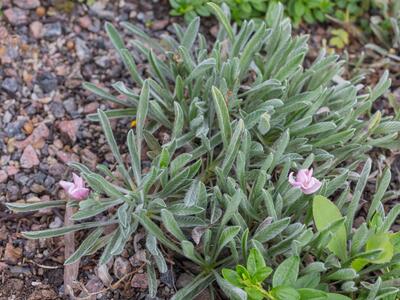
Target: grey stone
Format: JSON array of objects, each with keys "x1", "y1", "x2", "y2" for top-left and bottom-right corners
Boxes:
[
  {"x1": 37, "y1": 72, "x2": 58, "y2": 93},
  {"x1": 42, "y1": 22, "x2": 62, "y2": 39},
  {"x1": 63, "y1": 98, "x2": 77, "y2": 115},
  {"x1": 2, "y1": 77, "x2": 19, "y2": 94},
  {"x1": 75, "y1": 38, "x2": 91, "y2": 62},
  {"x1": 50, "y1": 101, "x2": 65, "y2": 118}
]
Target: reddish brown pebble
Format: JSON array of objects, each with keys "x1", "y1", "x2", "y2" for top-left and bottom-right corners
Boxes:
[
  {"x1": 36, "y1": 6, "x2": 46, "y2": 17},
  {"x1": 66, "y1": 40, "x2": 75, "y2": 50}
]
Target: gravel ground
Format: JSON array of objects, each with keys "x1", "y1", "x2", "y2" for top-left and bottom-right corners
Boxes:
[{"x1": 0, "y1": 0, "x2": 399, "y2": 299}]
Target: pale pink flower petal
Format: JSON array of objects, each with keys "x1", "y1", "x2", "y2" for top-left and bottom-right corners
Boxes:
[
  {"x1": 302, "y1": 178, "x2": 322, "y2": 195},
  {"x1": 60, "y1": 174, "x2": 89, "y2": 201},
  {"x1": 289, "y1": 172, "x2": 302, "y2": 187},
  {"x1": 70, "y1": 187, "x2": 90, "y2": 200},
  {"x1": 60, "y1": 180, "x2": 74, "y2": 192},
  {"x1": 288, "y1": 168, "x2": 321, "y2": 195},
  {"x1": 73, "y1": 173, "x2": 85, "y2": 188},
  {"x1": 296, "y1": 169, "x2": 309, "y2": 183}
]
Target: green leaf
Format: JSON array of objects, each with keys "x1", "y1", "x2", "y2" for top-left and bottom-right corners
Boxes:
[
  {"x1": 184, "y1": 180, "x2": 200, "y2": 207},
  {"x1": 217, "y1": 226, "x2": 241, "y2": 256},
  {"x1": 271, "y1": 286, "x2": 300, "y2": 300},
  {"x1": 120, "y1": 49, "x2": 143, "y2": 86},
  {"x1": 366, "y1": 232, "x2": 394, "y2": 264},
  {"x1": 172, "y1": 102, "x2": 184, "y2": 140},
  {"x1": 313, "y1": 195, "x2": 347, "y2": 261},
  {"x1": 346, "y1": 159, "x2": 371, "y2": 234},
  {"x1": 6, "y1": 200, "x2": 66, "y2": 212},
  {"x1": 326, "y1": 268, "x2": 358, "y2": 281},
  {"x1": 65, "y1": 228, "x2": 103, "y2": 265},
  {"x1": 222, "y1": 268, "x2": 243, "y2": 287},
  {"x1": 326, "y1": 293, "x2": 352, "y2": 300},
  {"x1": 212, "y1": 86, "x2": 232, "y2": 148},
  {"x1": 297, "y1": 288, "x2": 327, "y2": 300},
  {"x1": 207, "y1": 2, "x2": 234, "y2": 42},
  {"x1": 272, "y1": 256, "x2": 300, "y2": 288},
  {"x1": 181, "y1": 16, "x2": 200, "y2": 49},
  {"x1": 147, "y1": 263, "x2": 158, "y2": 298},
  {"x1": 161, "y1": 209, "x2": 187, "y2": 241},
  {"x1": 83, "y1": 82, "x2": 128, "y2": 106},
  {"x1": 253, "y1": 217, "x2": 290, "y2": 243},
  {"x1": 137, "y1": 80, "x2": 150, "y2": 160},
  {"x1": 23, "y1": 220, "x2": 115, "y2": 239},
  {"x1": 215, "y1": 271, "x2": 247, "y2": 300},
  {"x1": 105, "y1": 22, "x2": 124, "y2": 54},
  {"x1": 221, "y1": 119, "x2": 244, "y2": 175},
  {"x1": 246, "y1": 248, "x2": 266, "y2": 277},
  {"x1": 367, "y1": 167, "x2": 391, "y2": 222},
  {"x1": 134, "y1": 212, "x2": 181, "y2": 253}
]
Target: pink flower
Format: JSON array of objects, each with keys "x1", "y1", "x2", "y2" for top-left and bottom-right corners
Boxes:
[
  {"x1": 289, "y1": 168, "x2": 321, "y2": 195},
  {"x1": 59, "y1": 173, "x2": 90, "y2": 200}
]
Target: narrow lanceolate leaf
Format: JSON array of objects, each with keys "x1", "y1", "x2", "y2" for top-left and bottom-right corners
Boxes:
[
  {"x1": 216, "y1": 226, "x2": 241, "y2": 256},
  {"x1": 253, "y1": 217, "x2": 290, "y2": 243},
  {"x1": 134, "y1": 212, "x2": 181, "y2": 253},
  {"x1": 346, "y1": 159, "x2": 371, "y2": 234},
  {"x1": 147, "y1": 263, "x2": 158, "y2": 298},
  {"x1": 172, "y1": 102, "x2": 184, "y2": 140},
  {"x1": 105, "y1": 22, "x2": 124, "y2": 53},
  {"x1": 185, "y1": 58, "x2": 216, "y2": 83},
  {"x1": 207, "y1": 3, "x2": 234, "y2": 42},
  {"x1": 212, "y1": 86, "x2": 232, "y2": 148},
  {"x1": 161, "y1": 209, "x2": 187, "y2": 242},
  {"x1": 6, "y1": 200, "x2": 66, "y2": 212},
  {"x1": 127, "y1": 130, "x2": 141, "y2": 185},
  {"x1": 221, "y1": 190, "x2": 242, "y2": 226},
  {"x1": 98, "y1": 110, "x2": 131, "y2": 186},
  {"x1": 65, "y1": 228, "x2": 103, "y2": 265},
  {"x1": 23, "y1": 220, "x2": 116, "y2": 239},
  {"x1": 181, "y1": 17, "x2": 199, "y2": 49},
  {"x1": 367, "y1": 167, "x2": 391, "y2": 222},
  {"x1": 313, "y1": 195, "x2": 347, "y2": 261},
  {"x1": 120, "y1": 49, "x2": 143, "y2": 86},
  {"x1": 221, "y1": 119, "x2": 244, "y2": 175},
  {"x1": 137, "y1": 80, "x2": 150, "y2": 160},
  {"x1": 83, "y1": 82, "x2": 128, "y2": 106},
  {"x1": 184, "y1": 180, "x2": 200, "y2": 207},
  {"x1": 369, "y1": 70, "x2": 391, "y2": 103}
]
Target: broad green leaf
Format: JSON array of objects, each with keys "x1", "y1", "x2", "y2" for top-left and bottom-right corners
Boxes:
[
  {"x1": 366, "y1": 232, "x2": 394, "y2": 264},
  {"x1": 271, "y1": 286, "x2": 300, "y2": 300},
  {"x1": 246, "y1": 248, "x2": 266, "y2": 277},
  {"x1": 272, "y1": 256, "x2": 300, "y2": 287},
  {"x1": 313, "y1": 195, "x2": 347, "y2": 261},
  {"x1": 215, "y1": 271, "x2": 247, "y2": 300}
]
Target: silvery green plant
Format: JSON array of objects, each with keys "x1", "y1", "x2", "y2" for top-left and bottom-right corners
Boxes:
[{"x1": 7, "y1": 2, "x2": 400, "y2": 299}]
